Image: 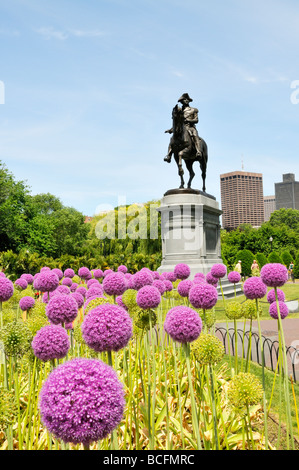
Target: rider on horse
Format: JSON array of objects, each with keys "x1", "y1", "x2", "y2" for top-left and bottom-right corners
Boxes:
[{"x1": 164, "y1": 93, "x2": 203, "y2": 163}]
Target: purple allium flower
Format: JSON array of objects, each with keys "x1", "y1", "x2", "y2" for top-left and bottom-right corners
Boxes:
[
  {"x1": 243, "y1": 277, "x2": 267, "y2": 300},
  {"x1": 34, "y1": 271, "x2": 59, "y2": 293},
  {"x1": 32, "y1": 325, "x2": 70, "y2": 362},
  {"x1": 117, "y1": 265, "x2": 128, "y2": 274},
  {"x1": 205, "y1": 272, "x2": 219, "y2": 287},
  {"x1": 136, "y1": 285, "x2": 161, "y2": 310},
  {"x1": 86, "y1": 285, "x2": 104, "y2": 300},
  {"x1": 193, "y1": 277, "x2": 205, "y2": 285},
  {"x1": 261, "y1": 263, "x2": 288, "y2": 288},
  {"x1": 81, "y1": 304, "x2": 132, "y2": 352},
  {"x1": 164, "y1": 306, "x2": 202, "y2": 344},
  {"x1": 39, "y1": 358, "x2": 125, "y2": 446},
  {"x1": 0, "y1": 272, "x2": 6, "y2": 278},
  {"x1": 87, "y1": 279, "x2": 100, "y2": 289},
  {"x1": 102, "y1": 272, "x2": 127, "y2": 297},
  {"x1": 70, "y1": 282, "x2": 78, "y2": 292},
  {"x1": 165, "y1": 272, "x2": 177, "y2": 282},
  {"x1": 103, "y1": 269, "x2": 113, "y2": 277},
  {"x1": 194, "y1": 273, "x2": 206, "y2": 280},
  {"x1": 174, "y1": 263, "x2": 191, "y2": 280},
  {"x1": 269, "y1": 301, "x2": 289, "y2": 320},
  {"x1": 40, "y1": 266, "x2": 51, "y2": 272},
  {"x1": 0, "y1": 277, "x2": 14, "y2": 302},
  {"x1": 46, "y1": 295, "x2": 78, "y2": 325},
  {"x1": 116, "y1": 295, "x2": 128, "y2": 310},
  {"x1": 20, "y1": 273, "x2": 34, "y2": 284},
  {"x1": 153, "y1": 279, "x2": 166, "y2": 295},
  {"x1": 56, "y1": 285, "x2": 70, "y2": 295},
  {"x1": 163, "y1": 280, "x2": 173, "y2": 292},
  {"x1": 133, "y1": 270, "x2": 153, "y2": 290},
  {"x1": 15, "y1": 278, "x2": 28, "y2": 290},
  {"x1": 19, "y1": 296, "x2": 35, "y2": 311},
  {"x1": 228, "y1": 271, "x2": 242, "y2": 284},
  {"x1": 78, "y1": 267, "x2": 91, "y2": 280},
  {"x1": 210, "y1": 263, "x2": 227, "y2": 279},
  {"x1": 52, "y1": 268, "x2": 63, "y2": 280},
  {"x1": 189, "y1": 282, "x2": 218, "y2": 310},
  {"x1": 71, "y1": 292, "x2": 85, "y2": 309},
  {"x1": 76, "y1": 286, "x2": 87, "y2": 298},
  {"x1": 267, "y1": 288, "x2": 285, "y2": 304},
  {"x1": 151, "y1": 271, "x2": 160, "y2": 280},
  {"x1": 64, "y1": 268, "x2": 75, "y2": 279},
  {"x1": 62, "y1": 277, "x2": 73, "y2": 287},
  {"x1": 92, "y1": 269, "x2": 104, "y2": 280},
  {"x1": 177, "y1": 280, "x2": 193, "y2": 298}
]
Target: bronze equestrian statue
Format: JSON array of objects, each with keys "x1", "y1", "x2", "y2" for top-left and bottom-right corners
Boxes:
[{"x1": 164, "y1": 93, "x2": 208, "y2": 193}]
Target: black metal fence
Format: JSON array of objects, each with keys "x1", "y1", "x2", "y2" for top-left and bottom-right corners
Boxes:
[{"x1": 215, "y1": 326, "x2": 299, "y2": 383}]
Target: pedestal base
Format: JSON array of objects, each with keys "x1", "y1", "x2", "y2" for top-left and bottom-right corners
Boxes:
[{"x1": 157, "y1": 189, "x2": 242, "y2": 298}]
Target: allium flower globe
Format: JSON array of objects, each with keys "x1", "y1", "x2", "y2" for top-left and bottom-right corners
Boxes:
[
  {"x1": 92, "y1": 269, "x2": 104, "y2": 279},
  {"x1": 177, "y1": 280, "x2": 193, "y2": 298},
  {"x1": 117, "y1": 265, "x2": 128, "y2": 274},
  {"x1": 46, "y1": 295, "x2": 78, "y2": 325},
  {"x1": 228, "y1": 271, "x2": 242, "y2": 284},
  {"x1": 136, "y1": 285, "x2": 161, "y2": 310},
  {"x1": 19, "y1": 296, "x2": 35, "y2": 312},
  {"x1": 62, "y1": 277, "x2": 73, "y2": 287},
  {"x1": 210, "y1": 263, "x2": 227, "y2": 279},
  {"x1": 152, "y1": 279, "x2": 166, "y2": 295},
  {"x1": 64, "y1": 268, "x2": 75, "y2": 279},
  {"x1": 163, "y1": 280, "x2": 173, "y2": 292},
  {"x1": 81, "y1": 304, "x2": 132, "y2": 352},
  {"x1": 76, "y1": 286, "x2": 87, "y2": 298},
  {"x1": 189, "y1": 283, "x2": 218, "y2": 310},
  {"x1": 260, "y1": 263, "x2": 288, "y2": 288},
  {"x1": 32, "y1": 325, "x2": 70, "y2": 362},
  {"x1": 86, "y1": 285, "x2": 104, "y2": 299},
  {"x1": 164, "y1": 306, "x2": 202, "y2": 344},
  {"x1": 243, "y1": 277, "x2": 267, "y2": 300},
  {"x1": 15, "y1": 278, "x2": 28, "y2": 290},
  {"x1": 269, "y1": 301, "x2": 289, "y2": 320},
  {"x1": 0, "y1": 277, "x2": 14, "y2": 302},
  {"x1": 34, "y1": 271, "x2": 59, "y2": 293},
  {"x1": 39, "y1": 358, "x2": 125, "y2": 446},
  {"x1": 20, "y1": 273, "x2": 34, "y2": 284},
  {"x1": 78, "y1": 267, "x2": 91, "y2": 280},
  {"x1": 133, "y1": 270, "x2": 153, "y2": 290},
  {"x1": 52, "y1": 268, "x2": 63, "y2": 280},
  {"x1": 205, "y1": 272, "x2": 218, "y2": 287},
  {"x1": 191, "y1": 333, "x2": 224, "y2": 366},
  {"x1": 174, "y1": 263, "x2": 191, "y2": 280},
  {"x1": 102, "y1": 272, "x2": 127, "y2": 296},
  {"x1": 267, "y1": 288, "x2": 285, "y2": 304},
  {"x1": 71, "y1": 292, "x2": 85, "y2": 309},
  {"x1": 165, "y1": 272, "x2": 177, "y2": 282}
]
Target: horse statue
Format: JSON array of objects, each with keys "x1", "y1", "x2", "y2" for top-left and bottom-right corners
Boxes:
[{"x1": 164, "y1": 100, "x2": 208, "y2": 193}]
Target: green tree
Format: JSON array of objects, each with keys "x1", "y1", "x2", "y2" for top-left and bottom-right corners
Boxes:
[
  {"x1": 268, "y1": 251, "x2": 282, "y2": 264},
  {"x1": 236, "y1": 249, "x2": 254, "y2": 277},
  {"x1": 0, "y1": 161, "x2": 30, "y2": 251},
  {"x1": 269, "y1": 208, "x2": 299, "y2": 231},
  {"x1": 293, "y1": 253, "x2": 299, "y2": 280},
  {"x1": 255, "y1": 252, "x2": 268, "y2": 269},
  {"x1": 281, "y1": 250, "x2": 293, "y2": 268}
]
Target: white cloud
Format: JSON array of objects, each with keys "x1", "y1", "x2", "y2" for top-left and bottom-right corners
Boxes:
[{"x1": 35, "y1": 27, "x2": 106, "y2": 40}]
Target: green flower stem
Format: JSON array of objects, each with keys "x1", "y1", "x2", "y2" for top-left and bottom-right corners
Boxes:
[
  {"x1": 172, "y1": 341, "x2": 185, "y2": 449},
  {"x1": 255, "y1": 298, "x2": 268, "y2": 449},
  {"x1": 275, "y1": 288, "x2": 295, "y2": 449},
  {"x1": 107, "y1": 350, "x2": 119, "y2": 450},
  {"x1": 182, "y1": 342, "x2": 202, "y2": 450},
  {"x1": 208, "y1": 364, "x2": 219, "y2": 450}
]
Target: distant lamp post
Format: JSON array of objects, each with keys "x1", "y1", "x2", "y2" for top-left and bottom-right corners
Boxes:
[{"x1": 269, "y1": 236, "x2": 273, "y2": 252}]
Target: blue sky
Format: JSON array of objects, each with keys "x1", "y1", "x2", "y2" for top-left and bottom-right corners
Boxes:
[{"x1": 0, "y1": 0, "x2": 299, "y2": 216}]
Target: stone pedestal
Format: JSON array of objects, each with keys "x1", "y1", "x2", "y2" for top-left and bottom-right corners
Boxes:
[{"x1": 157, "y1": 189, "x2": 242, "y2": 298}]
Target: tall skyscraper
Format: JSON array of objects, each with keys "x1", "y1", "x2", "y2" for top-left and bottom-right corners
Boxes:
[
  {"x1": 220, "y1": 171, "x2": 264, "y2": 230},
  {"x1": 275, "y1": 174, "x2": 299, "y2": 210},
  {"x1": 264, "y1": 195, "x2": 276, "y2": 222}
]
